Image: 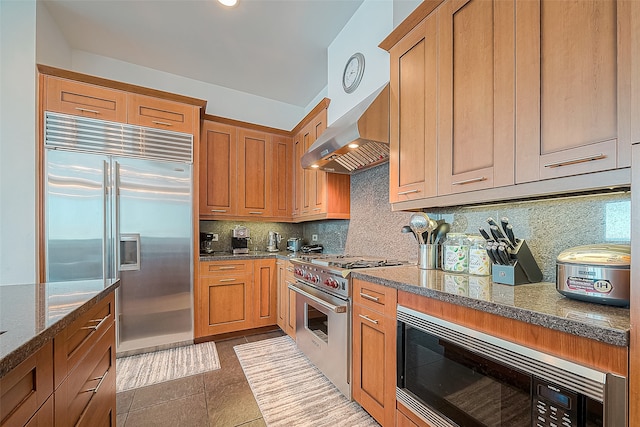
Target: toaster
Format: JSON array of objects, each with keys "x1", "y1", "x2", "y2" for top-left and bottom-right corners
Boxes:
[{"x1": 556, "y1": 244, "x2": 630, "y2": 307}]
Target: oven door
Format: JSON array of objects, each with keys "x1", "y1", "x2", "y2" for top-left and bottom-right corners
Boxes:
[{"x1": 288, "y1": 280, "x2": 351, "y2": 399}]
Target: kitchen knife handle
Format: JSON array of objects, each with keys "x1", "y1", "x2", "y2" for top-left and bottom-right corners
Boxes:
[
  {"x1": 397, "y1": 189, "x2": 419, "y2": 195},
  {"x1": 505, "y1": 224, "x2": 517, "y2": 245},
  {"x1": 490, "y1": 225, "x2": 505, "y2": 241},
  {"x1": 543, "y1": 153, "x2": 606, "y2": 168},
  {"x1": 486, "y1": 248, "x2": 498, "y2": 265},
  {"x1": 452, "y1": 176, "x2": 486, "y2": 185},
  {"x1": 500, "y1": 217, "x2": 509, "y2": 233},
  {"x1": 478, "y1": 228, "x2": 493, "y2": 241},
  {"x1": 497, "y1": 246, "x2": 511, "y2": 265}
]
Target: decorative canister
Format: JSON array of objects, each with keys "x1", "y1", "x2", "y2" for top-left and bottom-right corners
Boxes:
[
  {"x1": 442, "y1": 233, "x2": 469, "y2": 273},
  {"x1": 468, "y1": 236, "x2": 492, "y2": 276}
]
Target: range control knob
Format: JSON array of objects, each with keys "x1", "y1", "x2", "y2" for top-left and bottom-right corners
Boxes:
[
  {"x1": 311, "y1": 275, "x2": 320, "y2": 284},
  {"x1": 325, "y1": 278, "x2": 339, "y2": 289}
]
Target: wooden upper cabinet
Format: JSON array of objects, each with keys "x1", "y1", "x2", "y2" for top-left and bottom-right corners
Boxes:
[
  {"x1": 199, "y1": 121, "x2": 237, "y2": 217},
  {"x1": 389, "y1": 15, "x2": 438, "y2": 204},
  {"x1": 271, "y1": 135, "x2": 293, "y2": 218},
  {"x1": 44, "y1": 76, "x2": 127, "y2": 123},
  {"x1": 309, "y1": 115, "x2": 327, "y2": 215},
  {"x1": 237, "y1": 129, "x2": 271, "y2": 217},
  {"x1": 438, "y1": 0, "x2": 515, "y2": 195},
  {"x1": 515, "y1": 0, "x2": 632, "y2": 182},
  {"x1": 127, "y1": 93, "x2": 196, "y2": 134},
  {"x1": 292, "y1": 134, "x2": 303, "y2": 218}
]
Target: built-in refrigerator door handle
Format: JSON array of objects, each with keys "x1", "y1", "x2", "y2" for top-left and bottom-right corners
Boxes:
[{"x1": 102, "y1": 160, "x2": 109, "y2": 281}]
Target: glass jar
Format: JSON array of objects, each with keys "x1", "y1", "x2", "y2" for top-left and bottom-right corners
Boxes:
[
  {"x1": 468, "y1": 236, "x2": 492, "y2": 276},
  {"x1": 442, "y1": 233, "x2": 469, "y2": 273}
]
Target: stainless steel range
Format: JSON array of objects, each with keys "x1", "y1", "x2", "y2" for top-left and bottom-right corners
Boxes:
[{"x1": 288, "y1": 255, "x2": 406, "y2": 399}]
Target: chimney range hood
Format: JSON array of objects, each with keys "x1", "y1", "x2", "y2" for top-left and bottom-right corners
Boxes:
[{"x1": 301, "y1": 83, "x2": 389, "y2": 174}]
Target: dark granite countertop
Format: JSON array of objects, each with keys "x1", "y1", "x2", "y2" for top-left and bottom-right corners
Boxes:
[
  {"x1": 351, "y1": 266, "x2": 630, "y2": 347},
  {"x1": 0, "y1": 279, "x2": 120, "y2": 378},
  {"x1": 199, "y1": 251, "x2": 296, "y2": 262}
]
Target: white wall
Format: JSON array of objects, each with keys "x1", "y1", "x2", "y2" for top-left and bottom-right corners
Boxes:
[
  {"x1": 0, "y1": 0, "x2": 38, "y2": 285},
  {"x1": 326, "y1": 0, "x2": 393, "y2": 125},
  {"x1": 393, "y1": 0, "x2": 423, "y2": 28},
  {"x1": 70, "y1": 51, "x2": 304, "y2": 131},
  {"x1": 36, "y1": 0, "x2": 72, "y2": 69}
]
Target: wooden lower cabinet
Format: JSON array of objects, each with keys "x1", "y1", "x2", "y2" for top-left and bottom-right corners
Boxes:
[
  {"x1": 276, "y1": 259, "x2": 296, "y2": 338},
  {"x1": 352, "y1": 279, "x2": 397, "y2": 426},
  {"x1": 197, "y1": 259, "x2": 278, "y2": 337},
  {"x1": 396, "y1": 402, "x2": 427, "y2": 427},
  {"x1": 0, "y1": 292, "x2": 116, "y2": 427}
]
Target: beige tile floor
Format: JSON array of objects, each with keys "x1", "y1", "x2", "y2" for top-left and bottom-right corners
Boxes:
[{"x1": 116, "y1": 329, "x2": 285, "y2": 427}]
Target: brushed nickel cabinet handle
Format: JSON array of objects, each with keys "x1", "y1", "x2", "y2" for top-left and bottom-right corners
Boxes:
[
  {"x1": 397, "y1": 189, "x2": 419, "y2": 195},
  {"x1": 452, "y1": 176, "x2": 487, "y2": 185},
  {"x1": 80, "y1": 314, "x2": 110, "y2": 331},
  {"x1": 313, "y1": 208, "x2": 321, "y2": 211},
  {"x1": 359, "y1": 292, "x2": 379, "y2": 302},
  {"x1": 359, "y1": 314, "x2": 379, "y2": 325},
  {"x1": 82, "y1": 370, "x2": 109, "y2": 394},
  {"x1": 210, "y1": 209, "x2": 227, "y2": 213},
  {"x1": 75, "y1": 107, "x2": 100, "y2": 114},
  {"x1": 301, "y1": 210, "x2": 309, "y2": 214},
  {"x1": 544, "y1": 153, "x2": 606, "y2": 168},
  {"x1": 152, "y1": 120, "x2": 173, "y2": 127},
  {"x1": 219, "y1": 278, "x2": 235, "y2": 282},
  {"x1": 249, "y1": 211, "x2": 264, "y2": 215},
  {"x1": 218, "y1": 266, "x2": 236, "y2": 270}
]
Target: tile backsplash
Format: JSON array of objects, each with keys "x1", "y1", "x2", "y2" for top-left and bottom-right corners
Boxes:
[{"x1": 201, "y1": 162, "x2": 630, "y2": 283}]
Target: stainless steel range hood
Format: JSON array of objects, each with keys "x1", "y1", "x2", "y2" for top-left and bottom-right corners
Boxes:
[{"x1": 301, "y1": 84, "x2": 389, "y2": 174}]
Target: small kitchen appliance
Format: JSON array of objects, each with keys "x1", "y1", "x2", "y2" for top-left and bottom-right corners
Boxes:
[
  {"x1": 266, "y1": 231, "x2": 282, "y2": 252},
  {"x1": 556, "y1": 244, "x2": 630, "y2": 307},
  {"x1": 231, "y1": 226, "x2": 250, "y2": 255},
  {"x1": 200, "y1": 232, "x2": 216, "y2": 254},
  {"x1": 286, "y1": 237, "x2": 303, "y2": 252}
]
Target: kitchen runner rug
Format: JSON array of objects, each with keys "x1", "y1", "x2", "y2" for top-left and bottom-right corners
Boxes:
[
  {"x1": 116, "y1": 341, "x2": 220, "y2": 392},
  {"x1": 234, "y1": 335, "x2": 379, "y2": 427}
]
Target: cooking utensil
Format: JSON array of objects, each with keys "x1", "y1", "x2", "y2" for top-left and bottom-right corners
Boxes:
[
  {"x1": 409, "y1": 213, "x2": 429, "y2": 244},
  {"x1": 434, "y1": 222, "x2": 450, "y2": 244},
  {"x1": 401, "y1": 225, "x2": 417, "y2": 241},
  {"x1": 425, "y1": 218, "x2": 438, "y2": 244}
]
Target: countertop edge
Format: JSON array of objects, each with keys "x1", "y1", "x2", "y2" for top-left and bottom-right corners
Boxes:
[
  {"x1": 0, "y1": 280, "x2": 120, "y2": 378},
  {"x1": 199, "y1": 252, "x2": 295, "y2": 262},
  {"x1": 351, "y1": 272, "x2": 629, "y2": 347}
]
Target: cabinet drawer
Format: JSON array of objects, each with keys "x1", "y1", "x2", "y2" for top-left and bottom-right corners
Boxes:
[
  {"x1": 353, "y1": 279, "x2": 397, "y2": 317},
  {"x1": 54, "y1": 293, "x2": 115, "y2": 388},
  {"x1": 200, "y1": 261, "x2": 252, "y2": 275},
  {"x1": 55, "y1": 323, "x2": 115, "y2": 427},
  {"x1": 127, "y1": 93, "x2": 195, "y2": 134},
  {"x1": 0, "y1": 342, "x2": 53, "y2": 427},
  {"x1": 45, "y1": 76, "x2": 126, "y2": 122}
]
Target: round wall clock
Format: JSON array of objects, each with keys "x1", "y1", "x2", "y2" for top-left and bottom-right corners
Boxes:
[{"x1": 342, "y1": 52, "x2": 365, "y2": 94}]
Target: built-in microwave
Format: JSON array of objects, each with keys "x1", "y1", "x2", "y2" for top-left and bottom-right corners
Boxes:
[{"x1": 396, "y1": 305, "x2": 627, "y2": 427}]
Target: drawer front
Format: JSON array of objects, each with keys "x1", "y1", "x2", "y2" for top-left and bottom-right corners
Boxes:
[
  {"x1": 55, "y1": 323, "x2": 115, "y2": 427},
  {"x1": 127, "y1": 93, "x2": 195, "y2": 134},
  {"x1": 0, "y1": 342, "x2": 53, "y2": 427},
  {"x1": 200, "y1": 261, "x2": 252, "y2": 275},
  {"x1": 54, "y1": 293, "x2": 115, "y2": 388},
  {"x1": 353, "y1": 279, "x2": 397, "y2": 317},
  {"x1": 45, "y1": 76, "x2": 126, "y2": 123}
]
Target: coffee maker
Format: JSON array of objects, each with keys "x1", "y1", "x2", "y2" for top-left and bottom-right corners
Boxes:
[
  {"x1": 266, "y1": 231, "x2": 282, "y2": 252},
  {"x1": 200, "y1": 232, "x2": 216, "y2": 254},
  {"x1": 232, "y1": 225, "x2": 250, "y2": 255}
]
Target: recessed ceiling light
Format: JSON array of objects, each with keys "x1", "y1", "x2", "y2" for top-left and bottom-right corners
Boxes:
[
  {"x1": 348, "y1": 143, "x2": 359, "y2": 149},
  {"x1": 218, "y1": 0, "x2": 238, "y2": 7},
  {"x1": 311, "y1": 164, "x2": 319, "y2": 168}
]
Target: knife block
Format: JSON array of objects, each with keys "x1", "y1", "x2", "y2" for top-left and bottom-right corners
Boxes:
[{"x1": 491, "y1": 240, "x2": 543, "y2": 286}]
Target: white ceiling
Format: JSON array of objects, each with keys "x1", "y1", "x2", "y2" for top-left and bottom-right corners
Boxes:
[{"x1": 42, "y1": 0, "x2": 365, "y2": 108}]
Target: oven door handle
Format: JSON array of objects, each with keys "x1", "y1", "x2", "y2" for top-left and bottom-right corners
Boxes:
[{"x1": 288, "y1": 283, "x2": 347, "y2": 314}]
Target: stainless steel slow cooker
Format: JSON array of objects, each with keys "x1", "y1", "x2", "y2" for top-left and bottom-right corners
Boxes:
[{"x1": 556, "y1": 244, "x2": 630, "y2": 307}]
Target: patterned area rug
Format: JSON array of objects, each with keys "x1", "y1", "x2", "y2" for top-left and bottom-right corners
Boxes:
[
  {"x1": 116, "y1": 341, "x2": 220, "y2": 392},
  {"x1": 234, "y1": 335, "x2": 379, "y2": 427}
]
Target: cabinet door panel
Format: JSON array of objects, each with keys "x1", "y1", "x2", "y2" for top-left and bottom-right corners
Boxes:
[
  {"x1": 45, "y1": 77, "x2": 126, "y2": 123},
  {"x1": 438, "y1": 0, "x2": 515, "y2": 194},
  {"x1": 254, "y1": 259, "x2": 276, "y2": 327},
  {"x1": 127, "y1": 93, "x2": 195, "y2": 134},
  {"x1": 272, "y1": 136, "x2": 293, "y2": 218},
  {"x1": 199, "y1": 121, "x2": 237, "y2": 217},
  {"x1": 389, "y1": 16, "x2": 438, "y2": 203},
  {"x1": 238, "y1": 129, "x2": 270, "y2": 217},
  {"x1": 516, "y1": 0, "x2": 628, "y2": 182}
]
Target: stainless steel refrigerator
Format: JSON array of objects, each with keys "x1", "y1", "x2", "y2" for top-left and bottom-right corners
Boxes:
[{"x1": 44, "y1": 112, "x2": 193, "y2": 355}]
